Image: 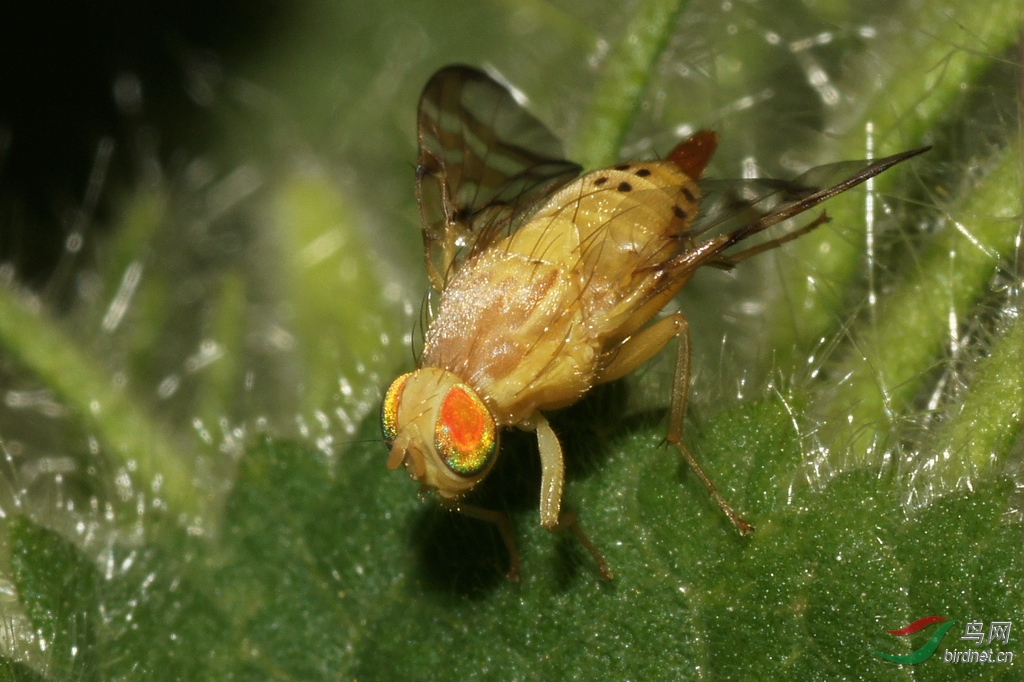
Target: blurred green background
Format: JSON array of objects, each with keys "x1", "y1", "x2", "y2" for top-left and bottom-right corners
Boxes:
[{"x1": 0, "y1": 1, "x2": 1020, "y2": 679}]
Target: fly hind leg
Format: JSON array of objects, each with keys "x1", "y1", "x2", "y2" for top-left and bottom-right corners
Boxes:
[{"x1": 598, "y1": 313, "x2": 753, "y2": 535}]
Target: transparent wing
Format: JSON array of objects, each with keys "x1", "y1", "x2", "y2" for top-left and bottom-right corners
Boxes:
[
  {"x1": 690, "y1": 148, "x2": 929, "y2": 247},
  {"x1": 416, "y1": 65, "x2": 582, "y2": 290}
]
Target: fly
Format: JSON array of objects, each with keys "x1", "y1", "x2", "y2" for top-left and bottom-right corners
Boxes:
[{"x1": 381, "y1": 64, "x2": 928, "y2": 581}]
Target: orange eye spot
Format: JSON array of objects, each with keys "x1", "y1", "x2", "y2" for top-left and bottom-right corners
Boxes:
[
  {"x1": 380, "y1": 373, "x2": 411, "y2": 445},
  {"x1": 435, "y1": 385, "x2": 496, "y2": 475}
]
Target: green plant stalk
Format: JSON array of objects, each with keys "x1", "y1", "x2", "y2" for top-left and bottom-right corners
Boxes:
[
  {"x1": 90, "y1": 191, "x2": 179, "y2": 416},
  {"x1": 273, "y1": 170, "x2": 405, "y2": 419},
  {"x1": 770, "y1": 0, "x2": 1023, "y2": 358},
  {"x1": 494, "y1": 0, "x2": 595, "y2": 48},
  {"x1": 194, "y1": 269, "x2": 247, "y2": 432},
  {"x1": 0, "y1": 287, "x2": 205, "y2": 522},
  {"x1": 571, "y1": 0, "x2": 689, "y2": 168},
  {"x1": 822, "y1": 140, "x2": 1021, "y2": 464},
  {"x1": 85, "y1": 190, "x2": 169, "y2": 344},
  {"x1": 931, "y1": 303, "x2": 1024, "y2": 485}
]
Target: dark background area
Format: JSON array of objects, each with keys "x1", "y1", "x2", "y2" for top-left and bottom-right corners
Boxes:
[{"x1": 0, "y1": 1, "x2": 284, "y2": 288}]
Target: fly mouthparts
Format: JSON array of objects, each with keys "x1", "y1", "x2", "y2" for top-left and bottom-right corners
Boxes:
[{"x1": 387, "y1": 432, "x2": 425, "y2": 478}]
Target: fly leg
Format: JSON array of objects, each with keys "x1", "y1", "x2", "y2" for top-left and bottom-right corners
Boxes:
[
  {"x1": 705, "y1": 212, "x2": 832, "y2": 269},
  {"x1": 457, "y1": 502, "x2": 522, "y2": 582},
  {"x1": 599, "y1": 313, "x2": 753, "y2": 535},
  {"x1": 534, "y1": 415, "x2": 565, "y2": 528},
  {"x1": 533, "y1": 414, "x2": 612, "y2": 579},
  {"x1": 546, "y1": 510, "x2": 613, "y2": 580}
]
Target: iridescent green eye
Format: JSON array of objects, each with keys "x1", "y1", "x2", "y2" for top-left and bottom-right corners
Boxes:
[
  {"x1": 380, "y1": 373, "x2": 411, "y2": 445},
  {"x1": 434, "y1": 384, "x2": 497, "y2": 476}
]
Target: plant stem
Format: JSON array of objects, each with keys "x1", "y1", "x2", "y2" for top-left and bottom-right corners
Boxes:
[
  {"x1": 770, "y1": 0, "x2": 1023, "y2": 359},
  {"x1": 572, "y1": 0, "x2": 690, "y2": 169},
  {"x1": 820, "y1": 140, "x2": 1022, "y2": 464},
  {"x1": 0, "y1": 287, "x2": 206, "y2": 523}
]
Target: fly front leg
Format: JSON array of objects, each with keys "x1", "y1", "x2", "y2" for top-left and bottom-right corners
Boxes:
[
  {"x1": 546, "y1": 510, "x2": 613, "y2": 580},
  {"x1": 600, "y1": 313, "x2": 753, "y2": 535},
  {"x1": 533, "y1": 414, "x2": 612, "y2": 579},
  {"x1": 456, "y1": 501, "x2": 522, "y2": 582}
]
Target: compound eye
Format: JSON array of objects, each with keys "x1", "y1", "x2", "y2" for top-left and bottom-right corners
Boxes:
[
  {"x1": 434, "y1": 384, "x2": 497, "y2": 476},
  {"x1": 380, "y1": 373, "x2": 411, "y2": 445}
]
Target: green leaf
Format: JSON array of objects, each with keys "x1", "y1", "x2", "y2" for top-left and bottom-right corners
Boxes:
[
  {"x1": 7, "y1": 516, "x2": 233, "y2": 680},
  {"x1": 0, "y1": 656, "x2": 49, "y2": 682},
  {"x1": 211, "y1": 435, "x2": 420, "y2": 677},
  {"x1": 341, "y1": 398, "x2": 1022, "y2": 679},
  {"x1": 9, "y1": 518, "x2": 98, "y2": 681},
  {"x1": 3, "y1": 399, "x2": 1020, "y2": 679},
  {"x1": 100, "y1": 541, "x2": 231, "y2": 680}
]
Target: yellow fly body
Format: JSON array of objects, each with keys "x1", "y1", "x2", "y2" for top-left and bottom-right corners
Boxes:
[{"x1": 381, "y1": 65, "x2": 927, "y2": 580}]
